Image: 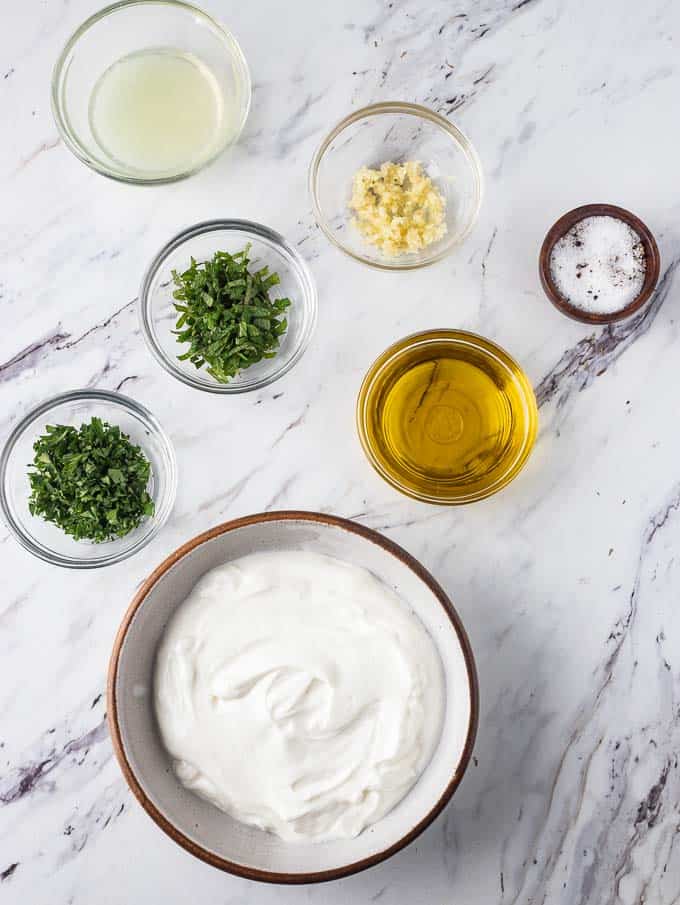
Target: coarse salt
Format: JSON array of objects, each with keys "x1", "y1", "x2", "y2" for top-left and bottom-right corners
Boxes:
[{"x1": 549, "y1": 215, "x2": 647, "y2": 315}]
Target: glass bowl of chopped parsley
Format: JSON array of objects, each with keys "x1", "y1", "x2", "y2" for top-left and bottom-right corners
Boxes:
[
  {"x1": 0, "y1": 390, "x2": 177, "y2": 568},
  {"x1": 139, "y1": 220, "x2": 317, "y2": 393}
]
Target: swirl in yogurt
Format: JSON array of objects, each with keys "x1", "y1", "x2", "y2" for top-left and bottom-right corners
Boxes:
[{"x1": 154, "y1": 551, "x2": 444, "y2": 842}]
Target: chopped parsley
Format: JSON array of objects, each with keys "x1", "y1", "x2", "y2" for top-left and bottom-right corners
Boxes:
[{"x1": 27, "y1": 417, "x2": 154, "y2": 542}]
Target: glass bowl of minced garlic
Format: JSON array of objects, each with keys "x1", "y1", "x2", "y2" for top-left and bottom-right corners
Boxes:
[{"x1": 309, "y1": 102, "x2": 483, "y2": 270}]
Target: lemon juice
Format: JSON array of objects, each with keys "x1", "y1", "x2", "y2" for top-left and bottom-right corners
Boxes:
[{"x1": 89, "y1": 48, "x2": 226, "y2": 178}]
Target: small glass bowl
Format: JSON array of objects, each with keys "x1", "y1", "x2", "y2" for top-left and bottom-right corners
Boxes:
[
  {"x1": 357, "y1": 330, "x2": 537, "y2": 504},
  {"x1": 0, "y1": 390, "x2": 177, "y2": 568},
  {"x1": 309, "y1": 102, "x2": 483, "y2": 270},
  {"x1": 139, "y1": 220, "x2": 318, "y2": 394},
  {"x1": 51, "y1": 0, "x2": 251, "y2": 184}
]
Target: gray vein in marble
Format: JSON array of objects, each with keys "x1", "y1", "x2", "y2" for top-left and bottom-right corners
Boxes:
[
  {"x1": 56, "y1": 781, "x2": 128, "y2": 868},
  {"x1": 441, "y1": 806, "x2": 459, "y2": 880},
  {"x1": 271, "y1": 405, "x2": 309, "y2": 448},
  {"x1": 400, "y1": 1, "x2": 538, "y2": 110},
  {"x1": 189, "y1": 406, "x2": 310, "y2": 516},
  {"x1": 647, "y1": 492, "x2": 680, "y2": 545},
  {"x1": 0, "y1": 583, "x2": 37, "y2": 629},
  {"x1": 246, "y1": 90, "x2": 325, "y2": 160},
  {"x1": 276, "y1": 91, "x2": 326, "y2": 157},
  {"x1": 604, "y1": 483, "x2": 680, "y2": 667},
  {"x1": 434, "y1": 62, "x2": 497, "y2": 116},
  {"x1": 480, "y1": 225, "x2": 498, "y2": 314},
  {"x1": 0, "y1": 862, "x2": 18, "y2": 882},
  {"x1": 194, "y1": 464, "x2": 266, "y2": 516},
  {"x1": 635, "y1": 759, "x2": 670, "y2": 829},
  {"x1": 341, "y1": 0, "x2": 544, "y2": 116},
  {"x1": 0, "y1": 297, "x2": 137, "y2": 385},
  {"x1": 608, "y1": 759, "x2": 678, "y2": 905},
  {"x1": 14, "y1": 137, "x2": 60, "y2": 174},
  {"x1": 60, "y1": 297, "x2": 137, "y2": 352},
  {"x1": 0, "y1": 716, "x2": 107, "y2": 806},
  {"x1": 508, "y1": 481, "x2": 680, "y2": 901},
  {"x1": 0, "y1": 329, "x2": 70, "y2": 382},
  {"x1": 536, "y1": 257, "x2": 678, "y2": 410},
  {"x1": 264, "y1": 474, "x2": 298, "y2": 510},
  {"x1": 351, "y1": 508, "x2": 450, "y2": 532}
]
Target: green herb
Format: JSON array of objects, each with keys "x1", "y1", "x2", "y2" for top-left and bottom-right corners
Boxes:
[
  {"x1": 171, "y1": 245, "x2": 291, "y2": 383},
  {"x1": 28, "y1": 417, "x2": 154, "y2": 543}
]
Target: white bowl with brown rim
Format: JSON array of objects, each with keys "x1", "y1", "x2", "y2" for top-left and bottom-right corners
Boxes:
[{"x1": 108, "y1": 511, "x2": 478, "y2": 883}]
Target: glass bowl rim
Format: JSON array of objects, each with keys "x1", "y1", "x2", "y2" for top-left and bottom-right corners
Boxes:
[
  {"x1": 356, "y1": 328, "x2": 538, "y2": 504},
  {"x1": 50, "y1": 0, "x2": 252, "y2": 186},
  {"x1": 308, "y1": 101, "x2": 484, "y2": 271},
  {"x1": 0, "y1": 388, "x2": 178, "y2": 568},
  {"x1": 139, "y1": 219, "x2": 319, "y2": 394}
]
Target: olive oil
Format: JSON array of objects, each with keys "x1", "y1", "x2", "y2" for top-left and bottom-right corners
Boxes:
[
  {"x1": 89, "y1": 48, "x2": 226, "y2": 178},
  {"x1": 357, "y1": 330, "x2": 537, "y2": 504}
]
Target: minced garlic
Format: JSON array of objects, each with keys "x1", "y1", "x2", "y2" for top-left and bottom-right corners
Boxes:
[{"x1": 349, "y1": 160, "x2": 447, "y2": 257}]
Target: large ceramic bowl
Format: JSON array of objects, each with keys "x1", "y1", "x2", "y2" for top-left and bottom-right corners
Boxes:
[{"x1": 108, "y1": 511, "x2": 478, "y2": 883}]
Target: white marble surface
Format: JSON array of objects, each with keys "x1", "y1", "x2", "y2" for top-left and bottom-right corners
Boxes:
[{"x1": 2, "y1": 0, "x2": 680, "y2": 902}]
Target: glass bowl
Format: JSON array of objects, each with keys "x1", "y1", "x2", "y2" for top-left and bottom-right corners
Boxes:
[
  {"x1": 0, "y1": 390, "x2": 177, "y2": 568},
  {"x1": 309, "y1": 102, "x2": 483, "y2": 270},
  {"x1": 357, "y1": 330, "x2": 537, "y2": 504},
  {"x1": 139, "y1": 220, "x2": 318, "y2": 394},
  {"x1": 51, "y1": 0, "x2": 251, "y2": 184}
]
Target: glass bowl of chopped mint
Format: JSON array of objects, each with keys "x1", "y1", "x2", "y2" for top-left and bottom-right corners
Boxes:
[
  {"x1": 0, "y1": 390, "x2": 177, "y2": 568},
  {"x1": 139, "y1": 220, "x2": 318, "y2": 393}
]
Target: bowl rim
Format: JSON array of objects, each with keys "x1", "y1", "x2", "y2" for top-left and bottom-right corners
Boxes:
[
  {"x1": 107, "y1": 509, "x2": 480, "y2": 884},
  {"x1": 356, "y1": 329, "x2": 538, "y2": 504},
  {"x1": 308, "y1": 101, "x2": 484, "y2": 271},
  {"x1": 50, "y1": 0, "x2": 252, "y2": 185},
  {"x1": 0, "y1": 388, "x2": 177, "y2": 568},
  {"x1": 139, "y1": 219, "x2": 318, "y2": 394},
  {"x1": 538, "y1": 203, "x2": 661, "y2": 324}
]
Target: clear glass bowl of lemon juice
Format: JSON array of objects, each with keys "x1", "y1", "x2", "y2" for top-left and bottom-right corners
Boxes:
[{"x1": 52, "y1": 1, "x2": 251, "y2": 184}]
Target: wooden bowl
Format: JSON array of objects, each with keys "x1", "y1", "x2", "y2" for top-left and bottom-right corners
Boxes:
[{"x1": 539, "y1": 203, "x2": 660, "y2": 324}]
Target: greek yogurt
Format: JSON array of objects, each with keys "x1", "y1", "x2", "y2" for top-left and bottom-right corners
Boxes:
[{"x1": 153, "y1": 551, "x2": 444, "y2": 842}]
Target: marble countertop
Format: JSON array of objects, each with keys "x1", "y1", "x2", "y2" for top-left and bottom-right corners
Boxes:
[{"x1": 2, "y1": 0, "x2": 680, "y2": 902}]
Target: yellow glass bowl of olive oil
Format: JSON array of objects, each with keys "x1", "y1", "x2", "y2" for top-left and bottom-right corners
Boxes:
[{"x1": 357, "y1": 330, "x2": 538, "y2": 504}]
